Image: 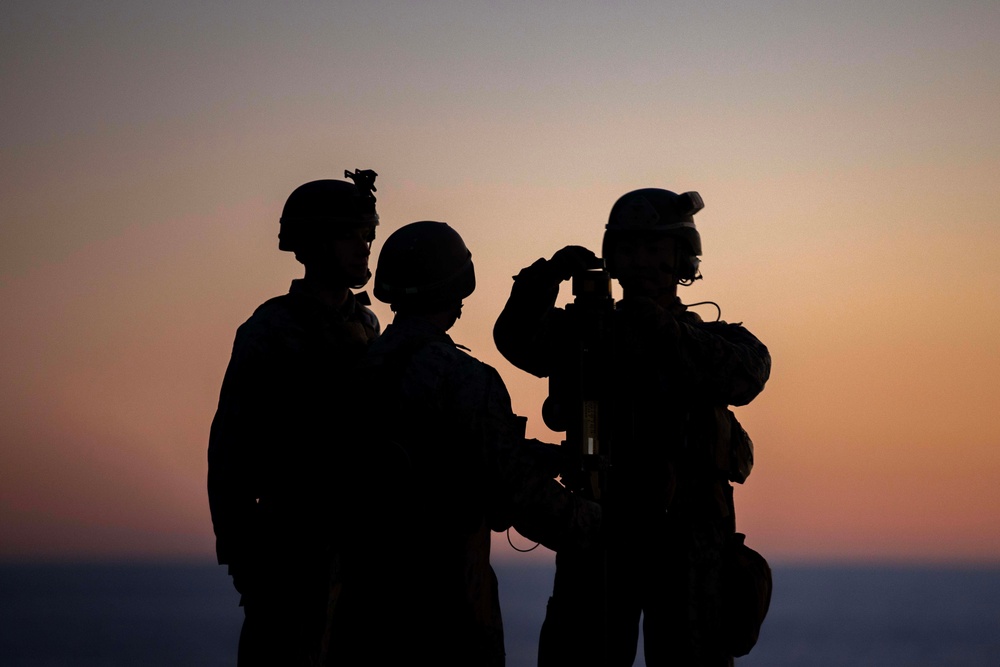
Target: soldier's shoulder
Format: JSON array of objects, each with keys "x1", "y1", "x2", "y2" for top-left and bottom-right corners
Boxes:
[
  {"x1": 244, "y1": 294, "x2": 299, "y2": 324},
  {"x1": 352, "y1": 302, "x2": 381, "y2": 336},
  {"x1": 409, "y1": 342, "x2": 500, "y2": 410},
  {"x1": 404, "y1": 335, "x2": 488, "y2": 381},
  {"x1": 438, "y1": 342, "x2": 503, "y2": 391},
  {"x1": 374, "y1": 319, "x2": 488, "y2": 374},
  {"x1": 678, "y1": 307, "x2": 704, "y2": 324},
  {"x1": 419, "y1": 337, "x2": 473, "y2": 366},
  {"x1": 233, "y1": 294, "x2": 305, "y2": 344},
  {"x1": 696, "y1": 317, "x2": 761, "y2": 338}
]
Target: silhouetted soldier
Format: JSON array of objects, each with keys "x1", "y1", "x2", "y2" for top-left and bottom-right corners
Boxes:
[
  {"x1": 325, "y1": 221, "x2": 602, "y2": 667},
  {"x1": 493, "y1": 189, "x2": 772, "y2": 666},
  {"x1": 208, "y1": 170, "x2": 380, "y2": 666}
]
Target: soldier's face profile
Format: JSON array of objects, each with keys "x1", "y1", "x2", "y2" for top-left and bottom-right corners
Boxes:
[
  {"x1": 611, "y1": 234, "x2": 677, "y2": 298},
  {"x1": 320, "y1": 224, "x2": 374, "y2": 286}
]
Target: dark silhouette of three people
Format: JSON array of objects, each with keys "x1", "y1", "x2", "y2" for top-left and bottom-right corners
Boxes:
[{"x1": 209, "y1": 173, "x2": 770, "y2": 666}]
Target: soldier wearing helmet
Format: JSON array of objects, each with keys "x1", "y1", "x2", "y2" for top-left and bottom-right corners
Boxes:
[
  {"x1": 209, "y1": 170, "x2": 381, "y2": 666},
  {"x1": 325, "y1": 221, "x2": 602, "y2": 666},
  {"x1": 494, "y1": 189, "x2": 772, "y2": 666}
]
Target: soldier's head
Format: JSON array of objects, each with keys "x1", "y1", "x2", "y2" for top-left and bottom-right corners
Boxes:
[
  {"x1": 374, "y1": 221, "x2": 475, "y2": 327},
  {"x1": 602, "y1": 188, "x2": 704, "y2": 301},
  {"x1": 278, "y1": 170, "x2": 379, "y2": 288}
]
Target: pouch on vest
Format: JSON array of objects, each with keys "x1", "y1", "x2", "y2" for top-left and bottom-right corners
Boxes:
[
  {"x1": 720, "y1": 532, "x2": 772, "y2": 657},
  {"x1": 706, "y1": 407, "x2": 754, "y2": 484},
  {"x1": 727, "y1": 409, "x2": 754, "y2": 484}
]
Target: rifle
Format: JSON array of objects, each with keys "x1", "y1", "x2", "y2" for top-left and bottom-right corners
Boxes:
[
  {"x1": 541, "y1": 265, "x2": 615, "y2": 664},
  {"x1": 543, "y1": 266, "x2": 615, "y2": 502}
]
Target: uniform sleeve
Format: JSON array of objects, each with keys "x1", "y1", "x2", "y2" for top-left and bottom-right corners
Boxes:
[
  {"x1": 207, "y1": 324, "x2": 267, "y2": 567},
  {"x1": 493, "y1": 258, "x2": 566, "y2": 379},
  {"x1": 672, "y1": 318, "x2": 771, "y2": 406},
  {"x1": 474, "y1": 365, "x2": 601, "y2": 551}
]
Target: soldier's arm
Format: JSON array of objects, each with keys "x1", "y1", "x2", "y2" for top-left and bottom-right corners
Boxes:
[
  {"x1": 493, "y1": 259, "x2": 562, "y2": 378},
  {"x1": 207, "y1": 325, "x2": 268, "y2": 572},
  {"x1": 672, "y1": 318, "x2": 771, "y2": 406},
  {"x1": 475, "y1": 366, "x2": 601, "y2": 551},
  {"x1": 494, "y1": 246, "x2": 597, "y2": 378}
]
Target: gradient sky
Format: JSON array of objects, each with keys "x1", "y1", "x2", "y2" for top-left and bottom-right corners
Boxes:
[{"x1": 2, "y1": 1, "x2": 998, "y2": 564}]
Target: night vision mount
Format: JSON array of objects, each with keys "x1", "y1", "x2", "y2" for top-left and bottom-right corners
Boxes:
[{"x1": 345, "y1": 168, "x2": 378, "y2": 201}]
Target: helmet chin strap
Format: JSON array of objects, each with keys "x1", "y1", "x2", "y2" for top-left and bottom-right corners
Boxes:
[
  {"x1": 349, "y1": 268, "x2": 372, "y2": 290},
  {"x1": 304, "y1": 262, "x2": 371, "y2": 293}
]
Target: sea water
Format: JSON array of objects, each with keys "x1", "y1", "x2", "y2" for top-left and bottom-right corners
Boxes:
[{"x1": 2, "y1": 562, "x2": 999, "y2": 666}]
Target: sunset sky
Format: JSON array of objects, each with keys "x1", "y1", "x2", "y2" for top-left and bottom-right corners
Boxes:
[{"x1": 2, "y1": 1, "x2": 998, "y2": 565}]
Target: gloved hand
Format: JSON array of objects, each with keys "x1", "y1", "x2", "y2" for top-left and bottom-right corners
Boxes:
[
  {"x1": 546, "y1": 245, "x2": 600, "y2": 282},
  {"x1": 575, "y1": 497, "x2": 604, "y2": 550},
  {"x1": 229, "y1": 560, "x2": 261, "y2": 598}
]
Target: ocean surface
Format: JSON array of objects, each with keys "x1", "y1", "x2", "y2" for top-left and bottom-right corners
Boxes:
[{"x1": 2, "y1": 561, "x2": 998, "y2": 666}]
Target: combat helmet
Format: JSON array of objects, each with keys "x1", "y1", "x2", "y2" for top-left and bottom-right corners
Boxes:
[
  {"x1": 602, "y1": 188, "x2": 704, "y2": 282},
  {"x1": 374, "y1": 221, "x2": 475, "y2": 312},
  {"x1": 278, "y1": 169, "x2": 379, "y2": 253}
]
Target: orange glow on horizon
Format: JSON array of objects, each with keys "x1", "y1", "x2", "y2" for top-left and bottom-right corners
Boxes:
[{"x1": 3, "y1": 1, "x2": 1000, "y2": 565}]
